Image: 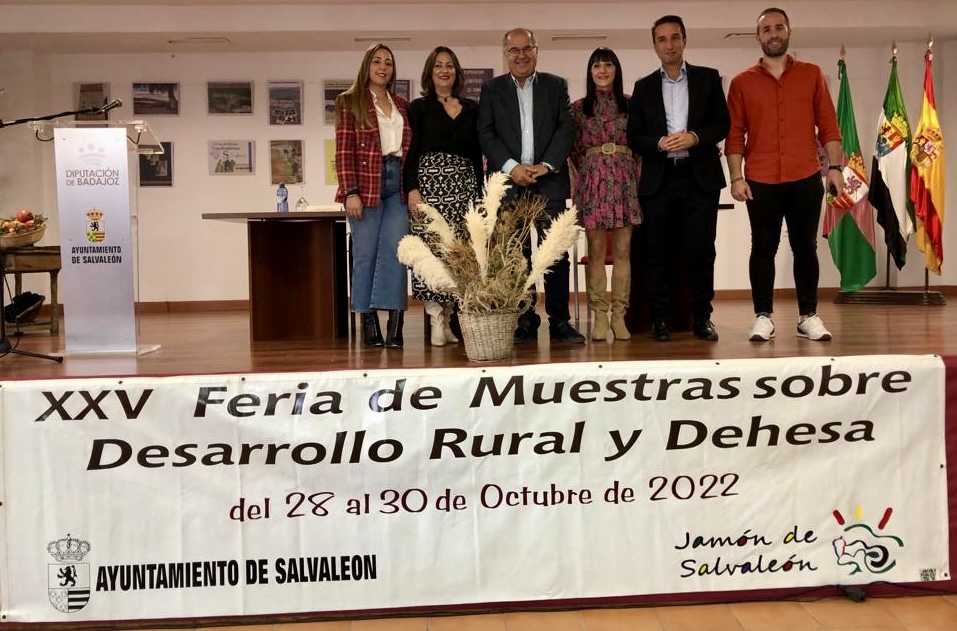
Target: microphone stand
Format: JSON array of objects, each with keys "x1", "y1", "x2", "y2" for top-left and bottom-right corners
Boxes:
[{"x1": 0, "y1": 104, "x2": 111, "y2": 362}]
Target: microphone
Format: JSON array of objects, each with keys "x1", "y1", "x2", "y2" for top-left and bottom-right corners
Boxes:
[{"x1": 97, "y1": 97, "x2": 123, "y2": 114}]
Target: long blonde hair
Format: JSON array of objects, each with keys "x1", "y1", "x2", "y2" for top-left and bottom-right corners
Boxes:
[{"x1": 335, "y1": 43, "x2": 396, "y2": 130}]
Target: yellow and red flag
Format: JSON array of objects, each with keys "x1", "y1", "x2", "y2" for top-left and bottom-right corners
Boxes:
[{"x1": 910, "y1": 45, "x2": 946, "y2": 274}]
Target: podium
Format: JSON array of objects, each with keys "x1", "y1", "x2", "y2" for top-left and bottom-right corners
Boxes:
[{"x1": 36, "y1": 120, "x2": 163, "y2": 354}]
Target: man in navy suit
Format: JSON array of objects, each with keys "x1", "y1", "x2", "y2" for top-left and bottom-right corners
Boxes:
[
  {"x1": 478, "y1": 27, "x2": 584, "y2": 344},
  {"x1": 627, "y1": 15, "x2": 730, "y2": 342}
]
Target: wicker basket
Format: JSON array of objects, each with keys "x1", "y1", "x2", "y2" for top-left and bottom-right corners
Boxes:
[
  {"x1": 0, "y1": 224, "x2": 46, "y2": 248},
  {"x1": 458, "y1": 310, "x2": 520, "y2": 362}
]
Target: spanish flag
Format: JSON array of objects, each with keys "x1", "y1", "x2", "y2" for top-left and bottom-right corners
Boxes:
[{"x1": 910, "y1": 45, "x2": 946, "y2": 274}]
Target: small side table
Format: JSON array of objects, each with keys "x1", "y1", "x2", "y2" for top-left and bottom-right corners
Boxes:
[{"x1": 1, "y1": 245, "x2": 61, "y2": 334}]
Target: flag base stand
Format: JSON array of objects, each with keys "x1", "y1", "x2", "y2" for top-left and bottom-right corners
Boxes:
[{"x1": 833, "y1": 290, "x2": 946, "y2": 306}]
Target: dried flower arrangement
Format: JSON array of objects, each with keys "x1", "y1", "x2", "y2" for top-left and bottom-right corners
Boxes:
[{"x1": 397, "y1": 172, "x2": 580, "y2": 315}]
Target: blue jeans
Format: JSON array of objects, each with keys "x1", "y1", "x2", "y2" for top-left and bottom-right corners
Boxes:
[{"x1": 348, "y1": 156, "x2": 409, "y2": 312}]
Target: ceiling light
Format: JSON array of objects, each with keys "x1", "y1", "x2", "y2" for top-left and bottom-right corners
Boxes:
[
  {"x1": 167, "y1": 37, "x2": 231, "y2": 45},
  {"x1": 353, "y1": 37, "x2": 411, "y2": 44},
  {"x1": 724, "y1": 32, "x2": 753, "y2": 39},
  {"x1": 551, "y1": 34, "x2": 608, "y2": 42}
]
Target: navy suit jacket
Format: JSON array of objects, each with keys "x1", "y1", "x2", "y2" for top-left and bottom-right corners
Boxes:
[
  {"x1": 626, "y1": 63, "x2": 730, "y2": 197},
  {"x1": 477, "y1": 71, "x2": 575, "y2": 205}
]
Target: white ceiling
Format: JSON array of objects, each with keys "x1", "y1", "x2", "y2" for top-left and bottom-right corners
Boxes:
[{"x1": 0, "y1": 0, "x2": 953, "y2": 55}]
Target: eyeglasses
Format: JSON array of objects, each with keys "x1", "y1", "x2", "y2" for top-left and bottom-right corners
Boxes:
[{"x1": 505, "y1": 45, "x2": 538, "y2": 57}]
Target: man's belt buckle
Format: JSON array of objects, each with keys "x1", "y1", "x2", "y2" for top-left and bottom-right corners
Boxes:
[{"x1": 600, "y1": 142, "x2": 617, "y2": 155}]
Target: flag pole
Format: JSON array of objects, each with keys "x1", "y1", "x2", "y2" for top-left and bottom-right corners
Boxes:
[{"x1": 835, "y1": 38, "x2": 945, "y2": 306}]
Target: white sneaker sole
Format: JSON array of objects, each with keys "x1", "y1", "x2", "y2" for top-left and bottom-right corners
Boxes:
[
  {"x1": 749, "y1": 330, "x2": 775, "y2": 342},
  {"x1": 796, "y1": 330, "x2": 832, "y2": 341}
]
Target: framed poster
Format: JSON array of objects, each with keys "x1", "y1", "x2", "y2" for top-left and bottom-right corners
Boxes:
[
  {"x1": 207, "y1": 81, "x2": 253, "y2": 115},
  {"x1": 208, "y1": 140, "x2": 255, "y2": 175},
  {"x1": 138, "y1": 142, "x2": 173, "y2": 187},
  {"x1": 462, "y1": 69, "x2": 493, "y2": 101},
  {"x1": 132, "y1": 82, "x2": 180, "y2": 115},
  {"x1": 322, "y1": 79, "x2": 351, "y2": 125},
  {"x1": 270, "y1": 139, "x2": 304, "y2": 185},
  {"x1": 324, "y1": 138, "x2": 338, "y2": 185},
  {"x1": 268, "y1": 81, "x2": 302, "y2": 125},
  {"x1": 394, "y1": 79, "x2": 412, "y2": 103},
  {"x1": 74, "y1": 82, "x2": 110, "y2": 121}
]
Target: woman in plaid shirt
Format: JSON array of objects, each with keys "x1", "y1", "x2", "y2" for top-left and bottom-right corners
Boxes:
[{"x1": 335, "y1": 44, "x2": 413, "y2": 349}]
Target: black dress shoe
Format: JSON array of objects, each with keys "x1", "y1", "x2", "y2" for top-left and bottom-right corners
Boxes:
[
  {"x1": 651, "y1": 319, "x2": 671, "y2": 342},
  {"x1": 693, "y1": 319, "x2": 719, "y2": 341},
  {"x1": 549, "y1": 321, "x2": 585, "y2": 344},
  {"x1": 361, "y1": 312, "x2": 384, "y2": 347},
  {"x1": 514, "y1": 323, "x2": 538, "y2": 344}
]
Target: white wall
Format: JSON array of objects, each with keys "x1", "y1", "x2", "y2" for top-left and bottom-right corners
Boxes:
[{"x1": 2, "y1": 38, "x2": 955, "y2": 304}]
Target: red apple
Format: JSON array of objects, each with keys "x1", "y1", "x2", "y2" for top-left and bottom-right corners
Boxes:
[{"x1": 16, "y1": 209, "x2": 34, "y2": 223}]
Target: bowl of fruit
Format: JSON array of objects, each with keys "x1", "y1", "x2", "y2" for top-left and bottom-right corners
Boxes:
[{"x1": 1, "y1": 209, "x2": 47, "y2": 248}]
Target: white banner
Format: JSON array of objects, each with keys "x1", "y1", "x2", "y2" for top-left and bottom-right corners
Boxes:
[
  {"x1": 54, "y1": 127, "x2": 136, "y2": 352},
  {"x1": 0, "y1": 356, "x2": 949, "y2": 623}
]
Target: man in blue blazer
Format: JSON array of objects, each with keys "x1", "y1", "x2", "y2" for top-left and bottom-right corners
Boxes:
[
  {"x1": 627, "y1": 15, "x2": 730, "y2": 342},
  {"x1": 478, "y1": 27, "x2": 584, "y2": 344}
]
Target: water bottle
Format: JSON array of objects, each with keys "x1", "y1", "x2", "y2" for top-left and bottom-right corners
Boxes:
[{"x1": 276, "y1": 183, "x2": 289, "y2": 213}]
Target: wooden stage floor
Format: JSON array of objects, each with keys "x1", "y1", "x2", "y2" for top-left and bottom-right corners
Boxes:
[{"x1": 2, "y1": 297, "x2": 956, "y2": 630}]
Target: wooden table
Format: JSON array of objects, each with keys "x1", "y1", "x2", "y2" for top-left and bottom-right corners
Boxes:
[
  {"x1": 1, "y1": 245, "x2": 60, "y2": 334},
  {"x1": 202, "y1": 212, "x2": 349, "y2": 342}
]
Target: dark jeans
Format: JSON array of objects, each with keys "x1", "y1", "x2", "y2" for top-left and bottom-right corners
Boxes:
[
  {"x1": 507, "y1": 185, "x2": 571, "y2": 330},
  {"x1": 746, "y1": 173, "x2": 824, "y2": 316},
  {"x1": 641, "y1": 163, "x2": 720, "y2": 323}
]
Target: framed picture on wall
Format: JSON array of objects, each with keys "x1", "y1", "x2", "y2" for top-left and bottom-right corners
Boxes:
[
  {"x1": 132, "y1": 82, "x2": 180, "y2": 115},
  {"x1": 208, "y1": 140, "x2": 255, "y2": 175},
  {"x1": 139, "y1": 142, "x2": 173, "y2": 186},
  {"x1": 207, "y1": 81, "x2": 253, "y2": 115},
  {"x1": 74, "y1": 83, "x2": 111, "y2": 121},
  {"x1": 394, "y1": 79, "x2": 412, "y2": 103},
  {"x1": 268, "y1": 81, "x2": 302, "y2": 125},
  {"x1": 270, "y1": 139, "x2": 304, "y2": 185},
  {"x1": 462, "y1": 69, "x2": 493, "y2": 101},
  {"x1": 322, "y1": 79, "x2": 351, "y2": 125}
]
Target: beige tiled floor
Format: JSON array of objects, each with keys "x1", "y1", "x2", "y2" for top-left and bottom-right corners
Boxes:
[{"x1": 121, "y1": 594, "x2": 957, "y2": 631}]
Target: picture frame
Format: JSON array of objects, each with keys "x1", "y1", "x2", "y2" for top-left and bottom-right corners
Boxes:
[
  {"x1": 139, "y1": 142, "x2": 173, "y2": 187},
  {"x1": 394, "y1": 79, "x2": 412, "y2": 103},
  {"x1": 207, "y1": 81, "x2": 253, "y2": 115},
  {"x1": 322, "y1": 79, "x2": 351, "y2": 125},
  {"x1": 270, "y1": 139, "x2": 304, "y2": 185},
  {"x1": 208, "y1": 140, "x2": 255, "y2": 175},
  {"x1": 462, "y1": 69, "x2": 493, "y2": 101},
  {"x1": 132, "y1": 82, "x2": 180, "y2": 116},
  {"x1": 74, "y1": 82, "x2": 111, "y2": 121},
  {"x1": 268, "y1": 81, "x2": 302, "y2": 125}
]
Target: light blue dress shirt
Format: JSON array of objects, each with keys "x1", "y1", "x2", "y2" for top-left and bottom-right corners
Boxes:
[
  {"x1": 502, "y1": 73, "x2": 537, "y2": 175},
  {"x1": 661, "y1": 63, "x2": 690, "y2": 159}
]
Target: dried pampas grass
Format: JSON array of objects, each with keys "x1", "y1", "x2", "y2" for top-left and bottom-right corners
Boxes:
[{"x1": 397, "y1": 172, "x2": 580, "y2": 314}]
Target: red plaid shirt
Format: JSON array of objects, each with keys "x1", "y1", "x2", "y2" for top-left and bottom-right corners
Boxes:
[{"x1": 334, "y1": 94, "x2": 411, "y2": 207}]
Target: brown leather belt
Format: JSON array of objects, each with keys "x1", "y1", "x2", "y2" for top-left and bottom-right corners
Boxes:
[{"x1": 584, "y1": 142, "x2": 632, "y2": 157}]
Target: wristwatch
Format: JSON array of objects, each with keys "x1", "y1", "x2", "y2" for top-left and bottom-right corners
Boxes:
[{"x1": 828, "y1": 165, "x2": 843, "y2": 172}]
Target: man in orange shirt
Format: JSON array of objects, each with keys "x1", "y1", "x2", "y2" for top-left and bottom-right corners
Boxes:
[{"x1": 726, "y1": 7, "x2": 845, "y2": 342}]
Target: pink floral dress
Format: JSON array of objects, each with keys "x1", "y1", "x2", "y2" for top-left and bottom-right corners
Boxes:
[{"x1": 570, "y1": 90, "x2": 643, "y2": 230}]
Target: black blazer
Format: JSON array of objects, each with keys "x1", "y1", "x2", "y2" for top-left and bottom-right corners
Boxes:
[
  {"x1": 477, "y1": 71, "x2": 575, "y2": 204},
  {"x1": 626, "y1": 63, "x2": 730, "y2": 197}
]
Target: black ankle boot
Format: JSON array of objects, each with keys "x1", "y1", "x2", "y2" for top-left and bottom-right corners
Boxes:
[
  {"x1": 361, "y1": 312, "x2": 384, "y2": 347},
  {"x1": 385, "y1": 310, "x2": 404, "y2": 349}
]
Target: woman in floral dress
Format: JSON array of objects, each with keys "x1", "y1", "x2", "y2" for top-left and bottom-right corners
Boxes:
[{"x1": 569, "y1": 47, "x2": 642, "y2": 341}]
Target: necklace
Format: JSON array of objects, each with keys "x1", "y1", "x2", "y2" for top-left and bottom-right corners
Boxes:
[{"x1": 437, "y1": 94, "x2": 453, "y2": 103}]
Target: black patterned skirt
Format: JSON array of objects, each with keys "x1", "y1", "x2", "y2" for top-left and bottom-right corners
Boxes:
[{"x1": 411, "y1": 152, "x2": 477, "y2": 302}]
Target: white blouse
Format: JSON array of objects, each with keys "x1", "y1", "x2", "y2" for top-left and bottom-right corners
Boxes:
[{"x1": 371, "y1": 89, "x2": 403, "y2": 156}]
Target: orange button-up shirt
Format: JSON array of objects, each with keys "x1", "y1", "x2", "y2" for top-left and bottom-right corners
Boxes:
[{"x1": 726, "y1": 56, "x2": 841, "y2": 184}]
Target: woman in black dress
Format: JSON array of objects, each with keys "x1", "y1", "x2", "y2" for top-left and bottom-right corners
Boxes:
[{"x1": 403, "y1": 46, "x2": 484, "y2": 346}]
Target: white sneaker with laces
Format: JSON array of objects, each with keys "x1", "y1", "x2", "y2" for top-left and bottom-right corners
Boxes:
[
  {"x1": 796, "y1": 314, "x2": 832, "y2": 341},
  {"x1": 748, "y1": 315, "x2": 775, "y2": 341}
]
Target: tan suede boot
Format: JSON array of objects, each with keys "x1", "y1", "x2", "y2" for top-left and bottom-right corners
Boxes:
[
  {"x1": 441, "y1": 303, "x2": 459, "y2": 343},
  {"x1": 587, "y1": 264, "x2": 609, "y2": 341},
  {"x1": 610, "y1": 271, "x2": 632, "y2": 340}
]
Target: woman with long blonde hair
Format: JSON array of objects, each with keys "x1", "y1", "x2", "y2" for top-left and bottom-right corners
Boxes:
[{"x1": 335, "y1": 44, "x2": 412, "y2": 349}]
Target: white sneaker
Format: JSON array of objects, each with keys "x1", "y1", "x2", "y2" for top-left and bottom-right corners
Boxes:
[
  {"x1": 796, "y1": 314, "x2": 832, "y2": 341},
  {"x1": 748, "y1": 315, "x2": 775, "y2": 341}
]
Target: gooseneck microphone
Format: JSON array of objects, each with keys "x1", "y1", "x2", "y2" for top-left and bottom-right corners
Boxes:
[{"x1": 97, "y1": 97, "x2": 123, "y2": 114}]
